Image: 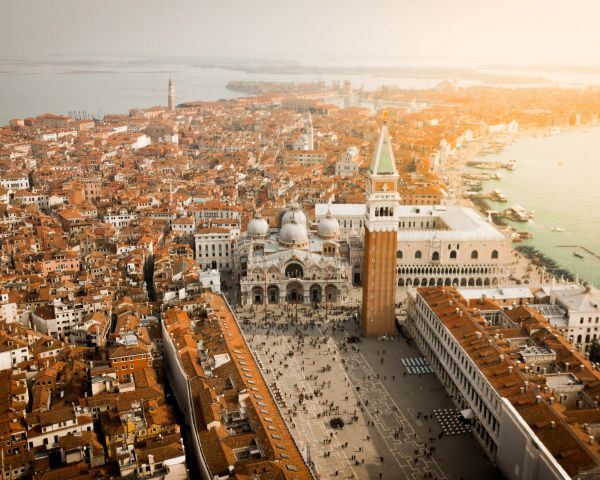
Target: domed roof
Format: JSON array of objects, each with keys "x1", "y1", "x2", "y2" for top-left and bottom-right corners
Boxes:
[
  {"x1": 318, "y1": 209, "x2": 340, "y2": 239},
  {"x1": 278, "y1": 215, "x2": 309, "y2": 248},
  {"x1": 281, "y1": 201, "x2": 307, "y2": 227},
  {"x1": 247, "y1": 212, "x2": 269, "y2": 237}
]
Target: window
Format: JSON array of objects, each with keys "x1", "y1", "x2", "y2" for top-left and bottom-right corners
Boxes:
[
  {"x1": 450, "y1": 250, "x2": 457, "y2": 259},
  {"x1": 431, "y1": 252, "x2": 440, "y2": 261},
  {"x1": 397, "y1": 250, "x2": 403, "y2": 259},
  {"x1": 491, "y1": 250, "x2": 499, "y2": 259},
  {"x1": 415, "y1": 250, "x2": 422, "y2": 259},
  {"x1": 471, "y1": 250, "x2": 479, "y2": 260}
]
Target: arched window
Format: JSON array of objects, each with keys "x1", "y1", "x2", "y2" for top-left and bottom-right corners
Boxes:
[
  {"x1": 432, "y1": 252, "x2": 440, "y2": 261},
  {"x1": 375, "y1": 208, "x2": 379, "y2": 217},
  {"x1": 415, "y1": 250, "x2": 422, "y2": 259},
  {"x1": 577, "y1": 334, "x2": 582, "y2": 343},
  {"x1": 471, "y1": 250, "x2": 479, "y2": 260},
  {"x1": 397, "y1": 250, "x2": 403, "y2": 259},
  {"x1": 491, "y1": 250, "x2": 499, "y2": 259},
  {"x1": 450, "y1": 250, "x2": 457, "y2": 259}
]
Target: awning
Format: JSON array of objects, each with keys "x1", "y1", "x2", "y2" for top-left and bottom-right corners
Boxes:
[{"x1": 460, "y1": 409, "x2": 474, "y2": 420}]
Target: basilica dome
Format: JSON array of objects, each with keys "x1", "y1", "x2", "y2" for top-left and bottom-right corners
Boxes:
[
  {"x1": 317, "y1": 209, "x2": 340, "y2": 239},
  {"x1": 247, "y1": 212, "x2": 269, "y2": 237},
  {"x1": 278, "y1": 215, "x2": 309, "y2": 248},
  {"x1": 281, "y1": 201, "x2": 307, "y2": 227}
]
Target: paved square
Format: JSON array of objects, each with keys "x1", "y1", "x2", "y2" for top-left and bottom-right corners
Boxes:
[{"x1": 235, "y1": 299, "x2": 504, "y2": 480}]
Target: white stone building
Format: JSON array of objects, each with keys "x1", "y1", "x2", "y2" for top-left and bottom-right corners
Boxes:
[
  {"x1": 316, "y1": 203, "x2": 515, "y2": 288},
  {"x1": 234, "y1": 204, "x2": 353, "y2": 306},
  {"x1": 194, "y1": 227, "x2": 234, "y2": 271},
  {"x1": 334, "y1": 146, "x2": 360, "y2": 177}
]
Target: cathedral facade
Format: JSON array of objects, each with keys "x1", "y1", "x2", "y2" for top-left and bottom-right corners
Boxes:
[{"x1": 233, "y1": 203, "x2": 354, "y2": 306}]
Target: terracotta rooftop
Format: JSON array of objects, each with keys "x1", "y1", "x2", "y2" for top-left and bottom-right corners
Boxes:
[
  {"x1": 164, "y1": 293, "x2": 313, "y2": 479},
  {"x1": 417, "y1": 287, "x2": 600, "y2": 477}
]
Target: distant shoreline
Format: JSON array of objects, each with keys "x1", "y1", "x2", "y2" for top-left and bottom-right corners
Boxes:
[{"x1": 448, "y1": 122, "x2": 599, "y2": 284}]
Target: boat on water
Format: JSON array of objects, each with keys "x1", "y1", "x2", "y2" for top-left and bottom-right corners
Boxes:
[
  {"x1": 464, "y1": 180, "x2": 483, "y2": 191},
  {"x1": 573, "y1": 252, "x2": 584, "y2": 259},
  {"x1": 503, "y1": 205, "x2": 529, "y2": 222},
  {"x1": 550, "y1": 126, "x2": 561, "y2": 136},
  {"x1": 558, "y1": 160, "x2": 565, "y2": 166},
  {"x1": 550, "y1": 227, "x2": 565, "y2": 232},
  {"x1": 463, "y1": 173, "x2": 493, "y2": 181},
  {"x1": 474, "y1": 163, "x2": 499, "y2": 170},
  {"x1": 492, "y1": 171, "x2": 503, "y2": 180},
  {"x1": 504, "y1": 158, "x2": 517, "y2": 170},
  {"x1": 490, "y1": 189, "x2": 508, "y2": 202}
]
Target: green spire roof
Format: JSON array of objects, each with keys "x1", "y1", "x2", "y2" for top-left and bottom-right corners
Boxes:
[{"x1": 370, "y1": 124, "x2": 397, "y2": 175}]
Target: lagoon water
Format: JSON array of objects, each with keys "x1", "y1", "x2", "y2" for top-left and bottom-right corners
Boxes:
[
  {"x1": 473, "y1": 127, "x2": 600, "y2": 285},
  {"x1": 4, "y1": 57, "x2": 600, "y2": 125},
  {"x1": 0, "y1": 60, "x2": 448, "y2": 125}
]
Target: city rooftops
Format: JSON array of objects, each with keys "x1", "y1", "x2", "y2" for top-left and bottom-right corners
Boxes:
[
  {"x1": 416, "y1": 287, "x2": 600, "y2": 476},
  {"x1": 163, "y1": 293, "x2": 312, "y2": 479}
]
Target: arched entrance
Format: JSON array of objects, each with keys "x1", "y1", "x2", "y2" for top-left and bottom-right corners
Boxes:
[
  {"x1": 325, "y1": 285, "x2": 338, "y2": 303},
  {"x1": 251, "y1": 286, "x2": 264, "y2": 305},
  {"x1": 287, "y1": 282, "x2": 303, "y2": 303},
  {"x1": 310, "y1": 284, "x2": 322, "y2": 303},
  {"x1": 267, "y1": 285, "x2": 280, "y2": 304}
]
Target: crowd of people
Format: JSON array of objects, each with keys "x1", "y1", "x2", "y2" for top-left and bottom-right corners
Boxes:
[{"x1": 235, "y1": 301, "x2": 449, "y2": 479}]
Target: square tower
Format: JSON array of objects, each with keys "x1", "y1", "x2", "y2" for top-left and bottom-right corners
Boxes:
[{"x1": 361, "y1": 121, "x2": 400, "y2": 336}]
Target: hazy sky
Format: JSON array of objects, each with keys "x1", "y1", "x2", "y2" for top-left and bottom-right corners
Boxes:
[{"x1": 1, "y1": 0, "x2": 599, "y2": 65}]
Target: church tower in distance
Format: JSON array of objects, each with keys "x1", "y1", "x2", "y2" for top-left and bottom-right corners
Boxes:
[
  {"x1": 361, "y1": 118, "x2": 400, "y2": 336},
  {"x1": 168, "y1": 78, "x2": 175, "y2": 111}
]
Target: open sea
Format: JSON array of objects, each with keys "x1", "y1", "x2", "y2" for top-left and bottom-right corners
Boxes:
[{"x1": 473, "y1": 127, "x2": 600, "y2": 286}]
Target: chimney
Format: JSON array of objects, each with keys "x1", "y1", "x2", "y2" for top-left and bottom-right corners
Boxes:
[
  {"x1": 475, "y1": 332, "x2": 482, "y2": 340},
  {"x1": 536, "y1": 395, "x2": 542, "y2": 404},
  {"x1": 499, "y1": 354, "x2": 505, "y2": 362},
  {"x1": 565, "y1": 362, "x2": 570, "y2": 371},
  {"x1": 580, "y1": 364, "x2": 585, "y2": 371},
  {"x1": 550, "y1": 421, "x2": 556, "y2": 429},
  {"x1": 508, "y1": 365, "x2": 514, "y2": 374},
  {"x1": 549, "y1": 397, "x2": 554, "y2": 404},
  {"x1": 590, "y1": 436, "x2": 595, "y2": 445},
  {"x1": 524, "y1": 381, "x2": 529, "y2": 392}
]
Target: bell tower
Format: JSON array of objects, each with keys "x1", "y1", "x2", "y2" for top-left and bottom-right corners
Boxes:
[
  {"x1": 306, "y1": 112, "x2": 314, "y2": 150},
  {"x1": 168, "y1": 78, "x2": 175, "y2": 111},
  {"x1": 361, "y1": 118, "x2": 400, "y2": 336}
]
